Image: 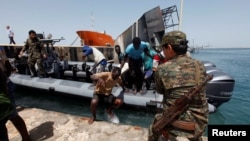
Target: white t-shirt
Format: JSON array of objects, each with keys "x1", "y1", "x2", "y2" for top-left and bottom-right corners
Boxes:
[
  {"x1": 92, "y1": 47, "x2": 106, "y2": 63},
  {"x1": 7, "y1": 29, "x2": 14, "y2": 37}
]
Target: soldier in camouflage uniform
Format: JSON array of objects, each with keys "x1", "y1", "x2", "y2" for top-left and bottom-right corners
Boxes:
[
  {"x1": 20, "y1": 30, "x2": 47, "y2": 78},
  {"x1": 148, "y1": 30, "x2": 208, "y2": 141}
]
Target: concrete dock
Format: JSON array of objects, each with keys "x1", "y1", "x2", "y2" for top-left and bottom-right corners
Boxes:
[{"x1": 6, "y1": 107, "x2": 208, "y2": 141}]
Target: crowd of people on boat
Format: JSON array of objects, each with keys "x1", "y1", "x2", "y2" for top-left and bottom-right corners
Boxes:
[
  {"x1": 1, "y1": 30, "x2": 209, "y2": 141},
  {"x1": 78, "y1": 31, "x2": 208, "y2": 141}
]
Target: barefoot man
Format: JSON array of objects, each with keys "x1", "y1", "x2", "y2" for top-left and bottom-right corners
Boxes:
[{"x1": 88, "y1": 67, "x2": 125, "y2": 124}]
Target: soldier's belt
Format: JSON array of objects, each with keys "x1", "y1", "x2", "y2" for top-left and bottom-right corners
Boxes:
[{"x1": 171, "y1": 120, "x2": 196, "y2": 131}]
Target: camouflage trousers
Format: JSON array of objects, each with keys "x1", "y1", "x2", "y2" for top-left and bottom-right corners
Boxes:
[{"x1": 28, "y1": 57, "x2": 45, "y2": 76}]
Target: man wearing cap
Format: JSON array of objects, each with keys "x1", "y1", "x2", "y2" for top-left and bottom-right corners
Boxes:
[
  {"x1": 81, "y1": 41, "x2": 107, "y2": 73},
  {"x1": 148, "y1": 30, "x2": 208, "y2": 141},
  {"x1": 19, "y1": 30, "x2": 47, "y2": 78}
]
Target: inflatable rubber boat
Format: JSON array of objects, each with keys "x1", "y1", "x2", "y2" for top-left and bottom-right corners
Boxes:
[{"x1": 9, "y1": 59, "x2": 235, "y2": 113}]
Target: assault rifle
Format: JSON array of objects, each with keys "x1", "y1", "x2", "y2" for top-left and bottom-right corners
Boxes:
[{"x1": 152, "y1": 75, "x2": 213, "y2": 134}]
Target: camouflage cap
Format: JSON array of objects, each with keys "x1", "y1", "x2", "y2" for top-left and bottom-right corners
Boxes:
[{"x1": 161, "y1": 30, "x2": 186, "y2": 46}]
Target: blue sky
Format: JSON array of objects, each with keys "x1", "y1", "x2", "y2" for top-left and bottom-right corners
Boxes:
[{"x1": 1, "y1": 0, "x2": 250, "y2": 48}]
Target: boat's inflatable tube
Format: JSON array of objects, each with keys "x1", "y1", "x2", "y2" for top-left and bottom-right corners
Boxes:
[
  {"x1": 10, "y1": 73, "x2": 217, "y2": 113},
  {"x1": 10, "y1": 74, "x2": 163, "y2": 108}
]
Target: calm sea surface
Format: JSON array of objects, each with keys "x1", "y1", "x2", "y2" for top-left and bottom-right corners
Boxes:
[
  {"x1": 192, "y1": 48, "x2": 250, "y2": 125},
  {"x1": 14, "y1": 48, "x2": 250, "y2": 134}
]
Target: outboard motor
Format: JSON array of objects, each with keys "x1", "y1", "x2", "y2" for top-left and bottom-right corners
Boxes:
[
  {"x1": 205, "y1": 66, "x2": 222, "y2": 74},
  {"x1": 206, "y1": 70, "x2": 235, "y2": 108},
  {"x1": 202, "y1": 61, "x2": 216, "y2": 67}
]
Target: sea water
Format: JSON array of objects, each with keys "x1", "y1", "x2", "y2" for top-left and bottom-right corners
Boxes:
[
  {"x1": 192, "y1": 48, "x2": 250, "y2": 125},
  {"x1": 14, "y1": 48, "x2": 250, "y2": 130}
]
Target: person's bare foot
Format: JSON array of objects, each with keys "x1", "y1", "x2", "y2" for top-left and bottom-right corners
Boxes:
[{"x1": 88, "y1": 117, "x2": 95, "y2": 124}]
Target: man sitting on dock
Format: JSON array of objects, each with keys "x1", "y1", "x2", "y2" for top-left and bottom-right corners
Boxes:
[
  {"x1": 81, "y1": 40, "x2": 107, "y2": 74},
  {"x1": 88, "y1": 67, "x2": 125, "y2": 124}
]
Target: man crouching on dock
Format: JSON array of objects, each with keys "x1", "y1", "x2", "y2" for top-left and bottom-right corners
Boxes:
[{"x1": 88, "y1": 67, "x2": 125, "y2": 124}]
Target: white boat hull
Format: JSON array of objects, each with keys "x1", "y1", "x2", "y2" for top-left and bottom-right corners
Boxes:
[{"x1": 10, "y1": 73, "x2": 217, "y2": 113}]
